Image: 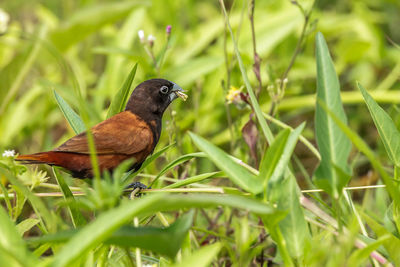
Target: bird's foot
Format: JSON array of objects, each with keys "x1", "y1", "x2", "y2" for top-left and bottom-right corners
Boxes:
[{"x1": 125, "y1": 182, "x2": 149, "y2": 198}]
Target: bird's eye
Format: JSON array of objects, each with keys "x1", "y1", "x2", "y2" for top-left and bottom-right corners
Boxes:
[{"x1": 160, "y1": 85, "x2": 169, "y2": 94}]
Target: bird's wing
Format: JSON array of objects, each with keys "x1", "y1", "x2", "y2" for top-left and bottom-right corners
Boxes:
[{"x1": 54, "y1": 111, "x2": 154, "y2": 155}]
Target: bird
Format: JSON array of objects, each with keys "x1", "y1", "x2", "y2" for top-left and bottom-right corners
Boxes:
[{"x1": 16, "y1": 79, "x2": 187, "y2": 179}]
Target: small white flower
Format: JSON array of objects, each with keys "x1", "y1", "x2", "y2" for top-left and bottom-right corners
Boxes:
[
  {"x1": 2, "y1": 149, "x2": 15, "y2": 157},
  {"x1": 283, "y1": 78, "x2": 288, "y2": 84},
  {"x1": 0, "y1": 8, "x2": 10, "y2": 34},
  {"x1": 138, "y1": 30, "x2": 145, "y2": 42},
  {"x1": 147, "y1": 34, "x2": 156, "y2": 42}
]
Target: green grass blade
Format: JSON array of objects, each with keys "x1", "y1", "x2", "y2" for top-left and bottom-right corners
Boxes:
[
  {"x1": 348, "y1": 235, "x2": 390, "y2": 267},
  {"x1": 140, "y1": 143, "x2": 176, "y2": 171},
  {"x1": 189, "y1": 132, "x2": 261, "y2": 194},
  {"x1": 122, "y1": 143, "x2": 176, "y2": 184},
  {"x1": 314, "y1": 32, "x2": 351, "y2": 198},
  {"x1": 52, "y1": 168, "x2": 86, "y2": 228},
  {"x1": 259, "y1": 129, "x2": 291, "y2": 185},
  {"x1": 319, "y1": 100, "x2": 400, "y2": 206},
  {"x1": 54, "y1": 90, "x2": 86, "y2": 134},
  {"x1": 263, "y1": 223, "x2": 293, "y2": 267},
  {"x1": 171, "y1": 243, "x2": 222, "y2": 267},
  {"x1": 106, "y1": 63, "x2": 137, "y2": 118},
  {"x1": 358, "y1": 82, "x2": 400, "y2": 166},
  {"x1": 148, "y1": 152, "x2": 206, "y2": 187},
  {"x1": 362, "y1": 212, "x2": 400, "y2": 266},
  {"x1": 163, "y1": 172, "x2": 222, "y2": 189},
  {"x1": 16, "y1": 218, "x2": 40, "y2": 236}
]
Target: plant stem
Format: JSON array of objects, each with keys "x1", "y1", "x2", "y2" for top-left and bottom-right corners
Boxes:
[
  {"x1": 249, "y1": 0, "x2": 262, "y2": 98},
  {"x1": 219, "y1": 0, "x2": 274, "y2": 144},
  {"x1": 270, "y1": 0, "x2": 315, "y2": 116}
]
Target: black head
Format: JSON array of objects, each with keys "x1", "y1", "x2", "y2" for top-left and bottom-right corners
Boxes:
[{"x1": 125, "y1": 79, "x2": 186, "y2": 119}]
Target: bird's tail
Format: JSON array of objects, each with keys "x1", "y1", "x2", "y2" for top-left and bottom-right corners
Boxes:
[{"x1": 15, "y1": 152, "x2": 57, "y2": 165}]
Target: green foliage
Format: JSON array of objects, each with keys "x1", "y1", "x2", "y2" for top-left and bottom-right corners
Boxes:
[
  {"x1": 314, "y1": 32, "x2": 351, "y2": 199},
  {"x1": 106, "y1": 63, "x2": 138, "y2": 118},
  {"x1": 54, "y1": 90, "x2": 86, "y2": 134},
  {"x1": 358, "y1": 83, "x2": 400, "y2": 167},
  {"x1": 189, "y1": 132, "x2": 260, "y2": 194},
  {"x1": 0, "y1": 0, "x2": 400, "y2": 265}
]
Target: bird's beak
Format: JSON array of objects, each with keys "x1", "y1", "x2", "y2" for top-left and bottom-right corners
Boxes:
[{"x1": 170, "y1": 83, "x2": 188, "y2": 102}]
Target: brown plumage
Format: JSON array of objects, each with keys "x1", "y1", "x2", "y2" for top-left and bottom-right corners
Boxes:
[{"x1": 16, "y1": 79, "x2": 187, "y2": 178}]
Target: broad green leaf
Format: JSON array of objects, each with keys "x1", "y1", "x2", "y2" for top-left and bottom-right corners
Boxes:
[
  {"x1": 54, "y1": 90, "x2": 86, "y2": 134},
  {"x1": 50, "y1": 1, "x2": 147, "y2": 51},
  {"x1": 106, "y1": 63, "x2": 137, "y2": 118},
  {"x1": 189, "y1": 132, "x2": 261, "y2": 194},
  {"x1": 52, "y1": 168, "x2": 86, "y2": 228},
  {"x1": 0, "y1": 205, "x2": 39, "y2": 266},
  {"x1": 362, "y1": 212, "x2": 400, "y2": 265},
  {"x1": 16, "y1": 218, "x2": 40, "y2": 236},
  {"x1": 269, "y1": 176, "x2": 309, "y2": 260},
  {"x1": 259, "y1": 129, "x2": 291, "y2": 184},
  {"x1": 105, "y1": 211, "x2": 193, "y2": 258},
  {"x1": 171, "y1": 243, "x2": 222, "y2": 267},
  {"x1": 266, "y1": 123, "x2": 305, "y2": 190},
  {"x1": 358, "y1": 82, "x2": 400, "y2": 166},
  {"x1": 51, "y1": 193, "x2": 281, "y2": 267},
  {"x1": 320, "y1": 101, "x2": 400, "y2": 206},
  {"x1": 314, "y1": 32, "x2": 351, "y2": 198},
  {"x1": 29, "y1": 211, "x2": 194, "y2": 259},
  {"x1": 266, "y1": 124, "x2": 310, "y2": 259}
]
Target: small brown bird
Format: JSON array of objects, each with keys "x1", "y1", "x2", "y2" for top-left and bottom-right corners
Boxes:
[{"x1": 16, "y1": 79, "x2": 187, "y2": 178}]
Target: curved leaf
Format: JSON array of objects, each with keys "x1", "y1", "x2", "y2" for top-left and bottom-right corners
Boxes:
[
  {"x1": 189, "y1": 132, "x2": 261, "y2": 194},
  {"x1": 314, "y1": 32, "x2": 351, "y2": 198},
  {"x1": 359, "y1": 82, "x2": 400, "y2": 166},
  {"x1": 106, "y1": 63, "x2": 137, "y2": 118},
  {"x1": 54, "y1": 90, "x2": 85, "y2": 134}
]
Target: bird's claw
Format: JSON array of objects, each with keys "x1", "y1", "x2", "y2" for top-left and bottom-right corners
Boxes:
[{"x1": 126, "y1": 182, "x2": 150, "y2": 198}]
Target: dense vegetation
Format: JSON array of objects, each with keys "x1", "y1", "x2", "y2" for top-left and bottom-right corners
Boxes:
[{"x1": 0, "y1": 0, "x2": 400, "y2": 266}]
